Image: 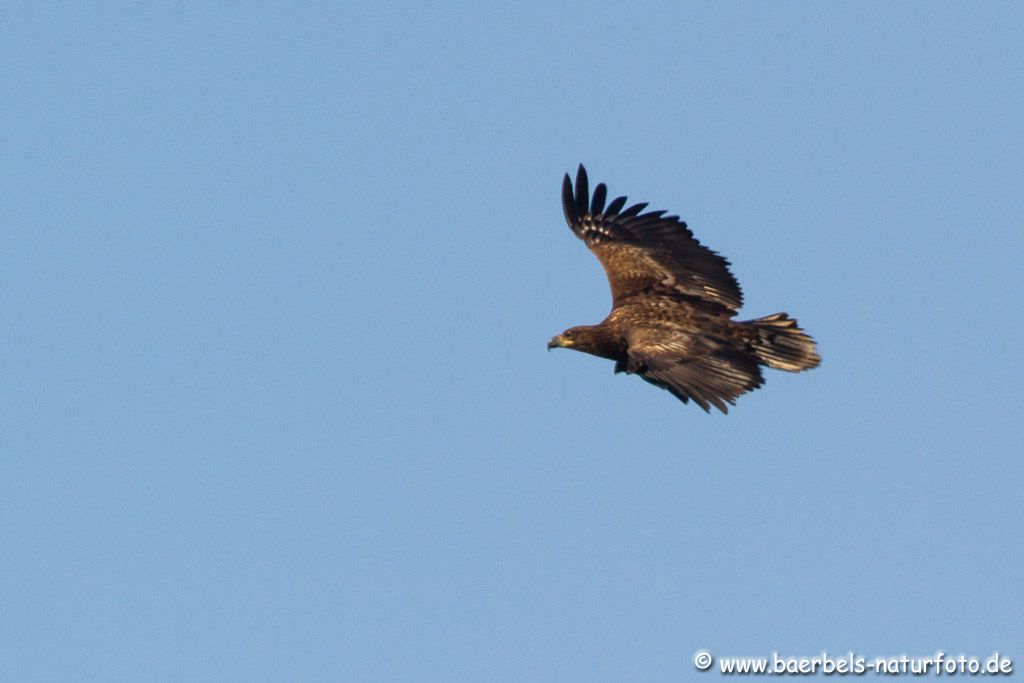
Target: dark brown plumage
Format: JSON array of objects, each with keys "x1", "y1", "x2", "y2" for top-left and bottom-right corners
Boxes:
[{"x1": 548, "y1": 165, "x2": 820, "y2": 413}]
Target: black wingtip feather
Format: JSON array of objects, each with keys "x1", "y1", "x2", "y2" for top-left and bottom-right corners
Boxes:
[
  {"x1": 561, "y1": 173, "x2": 576, "y2": 227},
  {"x1": 620, "y1": 202, "x2": 648, "y2": 218},
  {"x1": 575, "y1": 165, "x2": 589, "y2": 218},
  {"x1": 591, "y1": 183, "x2": 607, "y2": 215},
  {"x1": 605, "y1": 196, "x2": 628, "y2": 215}
]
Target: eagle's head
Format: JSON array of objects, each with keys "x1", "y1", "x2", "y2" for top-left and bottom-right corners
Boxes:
[
  {"x1": 547, "y1": 327, "x2": 583, "y2": 351},
  {"x1": 548, "y1": 325, "x2": 621, "y2": 359}
]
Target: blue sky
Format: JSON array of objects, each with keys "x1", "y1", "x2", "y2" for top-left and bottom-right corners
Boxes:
[{"x1": 3, "y1": 2, "x2": 1022, "y2": 680}]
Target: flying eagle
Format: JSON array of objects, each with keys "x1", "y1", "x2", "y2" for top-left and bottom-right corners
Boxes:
[{"x1": 548, "y1": 165, "x2": 820, "y2": 413}]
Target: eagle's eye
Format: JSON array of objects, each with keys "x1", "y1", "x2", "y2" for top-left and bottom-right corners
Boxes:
[{"x1": 564, "y1": 330, "x2": 575, "y2": 339}]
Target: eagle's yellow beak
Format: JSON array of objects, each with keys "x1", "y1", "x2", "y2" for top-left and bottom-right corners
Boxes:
[{"x1": 547, "y1": 334, "x2": 571, "y2": 350}]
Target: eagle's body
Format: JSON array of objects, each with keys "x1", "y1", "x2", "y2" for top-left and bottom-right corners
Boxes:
[{"x1": 548, "y1": 165, "x2": 819, "y2": 413}]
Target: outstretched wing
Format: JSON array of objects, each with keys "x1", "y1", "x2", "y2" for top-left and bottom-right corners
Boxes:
[
  {"x1": 561, "y1": 165, "x2": 742, "y2": 312},
  {"x1": 624, "y1": 326, "x2": 764, "y2": 414}
]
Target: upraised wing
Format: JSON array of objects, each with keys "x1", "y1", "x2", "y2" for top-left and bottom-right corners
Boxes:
[{"x1": 561, "y1": 165, "x2": 742, "y2": 312}]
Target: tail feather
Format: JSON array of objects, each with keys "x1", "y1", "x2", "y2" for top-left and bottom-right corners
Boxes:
[{"x1": 743, "y1": 313, "x2": 820, "y2": 372}]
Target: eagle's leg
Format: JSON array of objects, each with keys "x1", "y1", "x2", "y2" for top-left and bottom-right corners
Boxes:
[{"x1": 615, "y1": 355, "x2": 649, "y2": 375}]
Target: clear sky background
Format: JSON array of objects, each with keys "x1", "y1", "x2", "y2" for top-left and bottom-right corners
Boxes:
[{"x1": 3, "y1": 2, "x2": 1022, "y2": 680}]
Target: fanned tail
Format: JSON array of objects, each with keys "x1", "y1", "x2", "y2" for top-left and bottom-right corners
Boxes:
[{"x1": 743, "y1": 313, "x2": 820, "y2": 372}]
